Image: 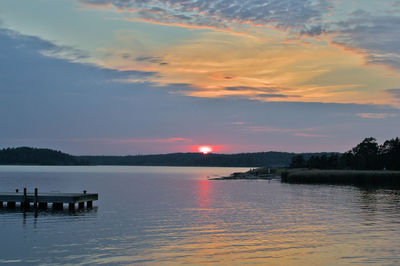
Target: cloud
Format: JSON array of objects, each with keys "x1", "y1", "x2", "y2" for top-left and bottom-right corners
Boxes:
[
  {"x1": 184, "y1": 86, "x2": 302, "y2": 101},
  {"x1": 39, "y1": 45, "x2": 89, "y2": 62},
  {"x1": 292, "y1": 133, "x2": 329, "y2": 138},
  {"x1": 110, "y1": 137, "x2": 193, "y2": 143},
  {"x1": 135, "y1": 55, "x2": 168, "y2": 65},
  {"x1": 224, "y1": 86, "x2": 280, "y2": 93},
  {"x1": 231, "y1": 121, "x2": 245, "y2": 125},
  {"x1": 0, "y1": 28, "x2": 90, "y2": 63},
  {"x1": 300, "y1": 25, "x2": 326, "y2": 37},
  {"x1": 247, "y1": 126, "x2": 316, "y2": 133},
  {"x1": 247, "y1": 126, "x2": 329, "y2": 138},
  {"x1": 2, "y1": 27, "x2": 400, "y2": 154},
  {"x1": 78, "y1": 1, "x2": 400, "y2": 73},
  {"x1": 1, "y1": 137, "x2": 193, "y2": 144},
  {"x1": 331, "y1": 14, "x2": 400, "y2": 71},
  {"x1": 386, "y1": 89, "x2": 400, "y2": 99},
  {"x1": 257, "y1": 94, "x2": 289, "y2": 98},
  {"x1": 76, "y1": 1, "x2": 400, "y2": 102},
  {"x1": 79, "y1": 0, "x2": 332, "y2": 32},
  {"x1": 356, "y1": 113, "x2": 398, "y2": 119},
  {"x1": 0, "y1": 28, "x2": 155, "y2": 83}
]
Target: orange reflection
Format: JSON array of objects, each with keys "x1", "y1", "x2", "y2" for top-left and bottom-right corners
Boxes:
[{"x1": 197, "y1": 179, "x2": 211, "y2": 208}]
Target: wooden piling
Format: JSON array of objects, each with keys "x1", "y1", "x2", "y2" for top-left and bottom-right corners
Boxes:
[
  {"x1": 0, "y1": 201, "x2": 3, "y2": 208},
  {"x1": 53, "y1": 202, "x2": 63, "y2": 210},
  {"x1": 22, "y1": 188, "x2": 29, "y2": 209},
  {"x1": 7, "y1": 202, "x2": 16, "y2": 208},
  {"x1": 87, "y1": 201, "x2": 93, "y2": 208},
  {"x1": 78, "y1": 202, "x2": 84, "y2": 209},
  {"x1": 34, "y1": 188, "x2": 38, "y2": 208},
  {"x1": 38, "y1": 202, "x2": 48, "y2": 209},
  {"x1": 68, "y1": 203, "x2": 75, "y2": 210}
]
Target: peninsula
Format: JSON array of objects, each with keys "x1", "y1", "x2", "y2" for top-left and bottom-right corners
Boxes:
[{"x1": 215, "y1": 137, "x2": 400, "y2": 185}]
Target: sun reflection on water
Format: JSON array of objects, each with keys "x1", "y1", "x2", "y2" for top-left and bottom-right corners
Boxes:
[{"x1": 197, "y1": 179, "x2": 211, "y2": 208}]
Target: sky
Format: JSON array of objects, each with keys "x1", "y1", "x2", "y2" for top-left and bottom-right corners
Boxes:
[{"x1": 0, "y1": 0, "x2": 399, "y2": 155}]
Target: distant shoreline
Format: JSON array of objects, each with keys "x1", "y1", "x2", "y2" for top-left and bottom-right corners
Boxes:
[
  {"x1": 213, "y1": 167, "x2": 400, "y2": 186},
  {"x1": 0, "y1": 147, "x2": 336, "y2": 168},
  {"x1": 0, "y1": 164, "x2": 251, "y2": 168}
]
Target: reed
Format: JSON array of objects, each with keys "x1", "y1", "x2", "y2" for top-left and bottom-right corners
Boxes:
[{"x1": 281, "y1": 169, "x2": 400, "y2": 185}]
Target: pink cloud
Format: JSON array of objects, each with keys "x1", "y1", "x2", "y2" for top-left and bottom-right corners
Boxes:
[
  {"x1": 356, "y1": 113, "x2": 397, "y2": 119},
  {"x1": 1, "y1": 137, "x2": 193, "y2": 144},
  {"x1": 247, "y1": 126, "x2": 317, "y2": 133},
  {"x1": 292, "y1": 133, "x2": 329, "y2": 138},
  {"x1": 113, "y1": 137, "x2": 193, "y2": 143},
  {"x1": 248, "y1": 126, "x2": 329, "y2": 137}
]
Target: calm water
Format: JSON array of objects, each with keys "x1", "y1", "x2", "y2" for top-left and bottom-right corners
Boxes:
[{"x1": 1, "y1": 166, "x2": 400, "y2": 265}]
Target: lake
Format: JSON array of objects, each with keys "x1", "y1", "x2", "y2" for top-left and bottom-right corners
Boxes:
[{"x1": 1, "y1": 166, "x2": 400, "y2": 265}]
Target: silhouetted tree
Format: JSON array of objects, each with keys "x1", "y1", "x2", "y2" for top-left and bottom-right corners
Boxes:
[
  {"x1": 379, "y1": 137, "x2": 400, "y2": 170},
  {"x1": 304, "y1": 153, "x2": 340, "y2": 169},
  {"x1": 339, "y1": 151, "x2": 355, "y2": 169},
  {"x1": 290, "y1": 155, "x2": 305, "y2": 168},
  {"x1": 350, "y1": 137, "x2": 379, "y2": 170}
]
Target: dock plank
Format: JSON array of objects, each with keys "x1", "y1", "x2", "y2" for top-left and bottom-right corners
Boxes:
[{"x1": 0, "y1": 192, "x2": 98, "y2": 204}]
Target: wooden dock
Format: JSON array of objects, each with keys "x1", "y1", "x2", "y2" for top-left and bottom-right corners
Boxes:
[{"x1": 0, "y1": 188, "x2": 98, "y2": 210}]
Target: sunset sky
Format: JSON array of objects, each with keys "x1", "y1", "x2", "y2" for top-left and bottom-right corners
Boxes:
[{"x1": 1, "y1": 0, "x2": 400, "y2": 154}]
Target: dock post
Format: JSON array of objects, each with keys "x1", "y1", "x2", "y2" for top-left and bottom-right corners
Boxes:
[
  {"x1": 7, "y1": 202, "x2": 16, "y2": 208},
  {"x1": 38, "y1": 202, "x2": 48, "y2": 209},
  {"x1": 53, "y1": 202, "x2": 63, "y2": 210},
  {"x1": 78, "y1": 202, "x2": 84, "y2": 209},
  {"x1": 0, "y1": 201, "x2": 3, "y2": 208},
  {"x1": 87, "y1": 201, "x2": 93, "y2": 208},
  {"x1": 22, "y1": 188, "x2": 29, "y2": 209},
  {"x1": 68, "y1": 203, "x2": 75, "y2": 210},
  {"x1": 34, "y1": 188, "x2": 38, "y2": 208}
]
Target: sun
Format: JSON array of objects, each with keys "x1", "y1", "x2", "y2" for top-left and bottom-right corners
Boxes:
[{"x1": 199, "y1": 146, "x2": 212, "y2": 154}]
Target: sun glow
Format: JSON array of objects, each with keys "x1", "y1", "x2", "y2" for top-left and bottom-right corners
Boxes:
[{"x1": 199, "y1": 146, "x2": 212, "y2": 154}]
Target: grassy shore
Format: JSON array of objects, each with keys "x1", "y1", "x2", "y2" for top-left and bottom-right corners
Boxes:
[
  {"x1": 210, "y1": 167, "x2": 281, "y2": 180},
  {"x1": 281, "y1": 169, "x2": 400, "y2": 185}
]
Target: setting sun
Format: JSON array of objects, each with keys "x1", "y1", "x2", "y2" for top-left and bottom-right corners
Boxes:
[{"x1": 199, "y1": 146, "x2": 212, "y2": 154}]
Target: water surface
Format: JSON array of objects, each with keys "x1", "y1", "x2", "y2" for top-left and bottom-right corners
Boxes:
[{"x1": 1, "y1": 166, "x2": 400, "y2": 265}]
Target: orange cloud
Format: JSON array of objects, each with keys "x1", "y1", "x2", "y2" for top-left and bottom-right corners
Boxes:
[
  {"x1": 293, "y1": 133, "x2": 329, "y2": 138},
  {"x1": 125, "y1": 17, "x2": 251, "y2": 37},
  {"x1": 247, "y1": 126, "x2": 318, "y2": 133},
  {"x1": 93, "y1": 22, "x2": 400, "y2": 107},
  {"x1": 112, "y1": 137, "x2": 193, "y2": 143},
  {"x1": 356, "y1": 113, "x2": 397, "y2": 119}
]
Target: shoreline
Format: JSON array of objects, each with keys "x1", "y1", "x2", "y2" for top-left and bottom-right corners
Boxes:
[
  {"x1": 210, "y1": 167, "x2": 282, "y2": 180},
  {"x1": 212, "y1": 167, "x2": 400, "y2": 186},
  {"x1": 210, "y1": 173, "x2": 281, "y2": 180},
  {"x1": 281, "y1": 169, "x2": 400, "y2": 185}
]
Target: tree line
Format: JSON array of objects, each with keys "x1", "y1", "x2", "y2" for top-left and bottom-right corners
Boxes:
[
  {"x1": 0, "y1": 147, "x2": 327, "y2": 167},
  {"x1": 79, "y1": 152, "x2": 303, "y2": 167},
  {"x1": 0, "y1": 147, "x2": 88, "y2": 165},
  {"x1": 290, "y1": 137, "x2": 400, "y2": 170}
]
